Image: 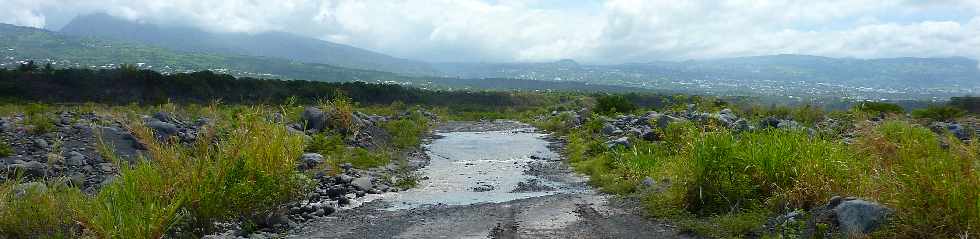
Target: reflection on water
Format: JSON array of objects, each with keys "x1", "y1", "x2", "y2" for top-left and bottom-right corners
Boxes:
[{"x1": 385, "y1": 129, "x2": 574, "y2": 209}]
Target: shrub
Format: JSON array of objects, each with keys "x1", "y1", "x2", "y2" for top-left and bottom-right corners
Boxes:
[
  {"x1": 24, "y1": 103, "x2": 55, "y2": 135},
  {"x1": 595, "y1": 95, "x2": 636, "y2": 115},
  {"x1": 383, "y1": 111, "x2": 429, "y2": 149},
  {"x1": 911, "y1": 105, "x2": 965, "y2": 122},
  {"x1": 852, "y1": 101, "x2": 904, "y2": 114},
  {"x1": 309, "y1": 133, "x2": 391, "y2": 170},
  {"x1": 0, "y1": 139, "x2": 12, "y2": 157},
  {"x1": 343, "y1": 148, "x2": 391, "y2": 169},
  {"x1": 86, "y1": 107, "x2": 308, "y2": 237},
  {"x1": 535, "y1": 111, "x2": 579, "y2": 134},
  {"x1": 321, "y1": 94, "x2": 358, "y2": 135}
]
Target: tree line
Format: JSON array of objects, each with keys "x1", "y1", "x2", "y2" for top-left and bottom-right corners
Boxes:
[{"x1": 0, "y1": 64, "x2": 541, "y2": 108}]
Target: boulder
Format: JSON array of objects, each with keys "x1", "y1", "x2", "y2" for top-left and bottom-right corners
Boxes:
[
  {"x1": 351, "y1": 177, "x2": 373, "y2": 191},
  {"x1": 301, "y1": 107, "x2": 327, "y2": 131},
  {"x1": 298, "y1": 153, "x2": 325, "y2": 170},
  {"x1": 734, "y1": 119, "x2": 752, "y2": 131},
  {"x1": 97, "y1": 126, "x2": 144, "y2": 159},
  {"x1": 65, "y1": 151, "x2": 87, "y2": 167},
  {"x1": 634, "y1": 126, "x2": 658, "y2": 141},
  {"x1": 8, "y1": 161, "x2": 46, "y2": 178},
  {"x1": 655, "y1": 115, "x2": 683, "y2": 129},
  {"x1": 759, "y1": 117, "x2": 781, "y2": 129},
  {"x1": 32, "y1": 138, "x2": 49, "y2": 150},
  {"x1": 605, "y1": 137, "x2": 631, "y2": 149},
  {"x1": 335, "y1": 174, "x2": 354, "y2": 184},
  {"x1": 147, "y1": 120, "x2": 178, "y2": 138},
  {"x1": 152, "y1": 112, "x2": 174, "y2": 123},
  {"x1": 930, "y1": 122, "x2": 971, "y2": 140},
  {"x1": 601, "y1": 123, "x2": 620, "y2": 136},
  {"x1": 777, "y1": 120, "x2": 801, "y2": 129},
  {"x1": 194, "y1": 117, "x2": 211, "y2": 127},
  {"x1": 833, "y1": 199, "x2": 893, "y2": 235}
]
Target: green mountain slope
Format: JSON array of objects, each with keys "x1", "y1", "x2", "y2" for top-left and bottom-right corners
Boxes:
[
  {"x1": 59, "y1": 13, "x2": 438, "y2": 76},
  {"x1": 0, "y1": 23, "x2": 398, "y2": 82}
]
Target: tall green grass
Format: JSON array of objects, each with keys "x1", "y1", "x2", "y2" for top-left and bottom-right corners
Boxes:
[
  {"x1": 0, "y1": 179, "x2": 85, "y2": 238},
  {"x1": 856, "y1": 121, "x2": 980, "y2": 238},
  {"x1": 2, "y1": 106, "x2": 311, "y2": 238},
  {"x1": 563, "y1": 113, "x2": 979, "y2": 238}
]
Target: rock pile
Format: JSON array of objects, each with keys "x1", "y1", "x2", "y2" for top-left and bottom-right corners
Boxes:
[
  {"x1": 144, "y1": 112, "x2": 210, "y2": 143},
  {"x1": 291, "y1": 106, "x2": 396, "y2": 149},
  {"x1": 1, "y1": 111, "x2": 147, "y2": 192}
]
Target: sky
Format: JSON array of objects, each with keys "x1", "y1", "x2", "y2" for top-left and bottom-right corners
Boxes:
[{"x1": 1, "y1": 0, "x2": 979, "y2": 64}]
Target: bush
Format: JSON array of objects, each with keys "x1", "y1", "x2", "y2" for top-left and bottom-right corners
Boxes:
[
  {"x1": 0, "y1": 139, "x2": 12, "y2": 157},
  {"x1": 852, "y1": 101, "x2": 904, "y2": 114},
  {"x1": 911, "y1": 105, "x2": 965, "y2": 122},
  {"x1": 86, "y1": 107, "x2": 308, "y2": 237},
  {"x1": 595, "y1": 95, "x2": 636, "y2": 115},
  {"x1": 24, "y1": 103, "x2": 55, "y2": 135},
  {"x1": 321, "y1": 94, "x2": 358, "y2": 135},
  {"x1": 383, "y1": 110, "x2": 429, "y2": 149},
  {"x1": 309, "y1": 133, "x2": 391, "y2": 170}
]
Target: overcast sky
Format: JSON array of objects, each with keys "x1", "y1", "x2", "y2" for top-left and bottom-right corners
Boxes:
[{"x1": 2, "y1": 0, "x2": 979, "y2": 63}]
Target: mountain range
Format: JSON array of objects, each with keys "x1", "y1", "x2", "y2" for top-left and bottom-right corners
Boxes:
[
  {"x1": 60, "y1": 13, "x2": 437, "y2": 76},
  {"x1": 2, "y1": 13, "x2": 979, "y2": 100},
  {"x1": 0, "y1": 23, "x2": 640, "y2": 93}
]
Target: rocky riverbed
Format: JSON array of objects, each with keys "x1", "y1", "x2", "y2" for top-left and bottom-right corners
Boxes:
[{"x1": 280, "y1": 121, "x2": 687, "y2": 239}]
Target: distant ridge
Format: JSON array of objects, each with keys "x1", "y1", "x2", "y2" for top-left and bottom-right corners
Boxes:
[{"x1": 60, "y1": 13, "x2": 438, "y2": 76}]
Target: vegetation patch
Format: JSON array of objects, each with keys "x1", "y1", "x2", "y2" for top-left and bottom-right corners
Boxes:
[{"x1": 546, "y1": 99, "x2": 980, "y2": 238}]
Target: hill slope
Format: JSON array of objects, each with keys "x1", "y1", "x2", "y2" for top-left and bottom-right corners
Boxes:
[
  {"x1": 60, "y1": 13, "x2": 438, "y2": 76},
  {"x1": 0, "y1": 23, "x2": 642, "y2": 93}
]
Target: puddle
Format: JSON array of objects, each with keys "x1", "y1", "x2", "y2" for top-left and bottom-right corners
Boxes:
[{"x1": 385, "y1": 129, "x2": 579, "y2": 209}]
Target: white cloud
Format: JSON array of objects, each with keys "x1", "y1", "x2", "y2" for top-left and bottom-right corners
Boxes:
[{"x1": 0, "y1": 0, "x2": 978, "y2": 63}]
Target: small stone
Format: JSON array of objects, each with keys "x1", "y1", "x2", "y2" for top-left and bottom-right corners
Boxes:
[
  {"x1": 641, "y1": 177, "x2": 656, "y2": 187},
  {"x1": 32, "y1": 138, "x2": 49, "y2": 149},
  {"x1": 601, "y1": 123, "x2": 620, "y2": 136},
  {"x1": 472, "y1": 184, "x2": 495, "y2": 192},
  {"x1": 336, "y1": 174, "x2": 354, "y2": 184}
]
